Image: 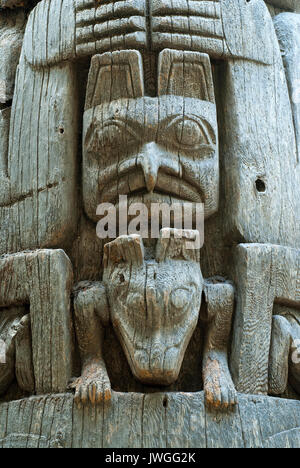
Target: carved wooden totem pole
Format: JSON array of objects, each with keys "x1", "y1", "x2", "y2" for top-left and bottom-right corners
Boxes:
[{"x1": 1, "y1": 0, "x2": 300, "y2": 448}]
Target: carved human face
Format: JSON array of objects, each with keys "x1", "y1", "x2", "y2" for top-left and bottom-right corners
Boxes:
[
  {"x1": 103, "y1": 236, "x2": 203, "y2": 386},
  {"x1": 83, "y1": 96, "x2": 218, "y2": 221}
]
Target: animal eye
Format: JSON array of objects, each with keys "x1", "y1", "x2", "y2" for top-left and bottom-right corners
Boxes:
[
  {"x1": 167, "y1": 116, "x2": 215, "y2": 152},
  {"x1": 170, "y1": 288, "x2": 191, "y2": 311}
]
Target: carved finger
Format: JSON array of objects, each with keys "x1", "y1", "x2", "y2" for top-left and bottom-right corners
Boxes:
[
  {"x1": 229, "y1": 389, "x2": 238, "y2": 407},
  {"x1": 220, "y1": 390, "x2": 230, "y2": 409},
  {"x1": 89, "y1": 383, "x2": 97, "y2": 405},
  {"x1": 95, "y1": 381, "x2": 105, "y2": 402},
  {"x1": 104, "y1": 382, "x2": 112, "y2": 402},
  {"x1": 211, "y1": 387, "x2": 222, "y2": 409},
  {"x1": 204, "y1": 388, "x2": 215, "y2": 409},
  {"x1": 81, "y1": 385, "x2": 88, "y2": 405},
  {"x1": 74, "y1": 387, "x2": 82, "y2": 408}
]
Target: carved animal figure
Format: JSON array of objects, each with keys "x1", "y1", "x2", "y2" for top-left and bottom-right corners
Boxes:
[{"x1": 72, "y1": 229, "x2": 237, "y2": 410}]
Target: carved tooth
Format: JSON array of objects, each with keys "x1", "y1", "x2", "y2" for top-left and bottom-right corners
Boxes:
[{"x1": 103, "y1": 234, "x2": 145, "y2": 270}]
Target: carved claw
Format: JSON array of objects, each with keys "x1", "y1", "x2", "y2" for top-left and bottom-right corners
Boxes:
[
  {"x1": 70, "y1": 368, "x2": 112, "y2": 407},
  {"x1": 203, "y1": 356, "x2": 238, "y2": 411},
  {"x1": 204, "y1": 381, "x2": 238, "y2": 410}
]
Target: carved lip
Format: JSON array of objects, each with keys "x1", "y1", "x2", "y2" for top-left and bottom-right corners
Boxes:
[{"x1": 100, "y1": 169, "x2": 203, "y2": 204}]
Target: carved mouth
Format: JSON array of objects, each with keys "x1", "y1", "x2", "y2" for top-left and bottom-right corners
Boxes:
[{"x1": 100, "y1": 168, "x2": 203, "y2": 204}]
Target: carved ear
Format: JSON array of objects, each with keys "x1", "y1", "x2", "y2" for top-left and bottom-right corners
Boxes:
[
  {"x1": 158, "y1": 49, "x2": 215, "y2": 103},
  {"x1": 85, "y1": 50, "x2": 145, "y2": 110},
  {"x1": 156, "y1": 228, "x2": 200, "y2": 263},
  {"x1": 103, "y1": 235, "x2": 145, "y2": 269}
]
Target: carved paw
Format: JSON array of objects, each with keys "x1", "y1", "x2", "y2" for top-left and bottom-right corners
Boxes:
[
  {"x1": 204, "y1": 357, "x2": 238, "y2": 411},
  {"x1": 204, "y1": 380, "x2": 237, "y2": 410},
  {"x1": 70, "y1": 366, "x2": 112, "y2": 407}
]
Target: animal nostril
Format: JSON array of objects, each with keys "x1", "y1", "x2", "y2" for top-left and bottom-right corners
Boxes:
[{"x1": 163, "y1": 396, "x2": 168, "y2": 408}]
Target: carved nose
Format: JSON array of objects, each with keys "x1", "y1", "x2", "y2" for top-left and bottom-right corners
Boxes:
[{"x1": 137, "y1": 143, "x2": 160, "y2": 192}]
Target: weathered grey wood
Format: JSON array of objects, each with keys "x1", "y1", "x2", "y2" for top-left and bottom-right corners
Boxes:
[
  {"x1": 83, "y1": 48, "x2": 219, "y2": 224},
  {"x1": 0, "y1": 57, "x2": 79, "y2": 255},
  {"x1": 0, "y1": 392, "x2": 299, "y2": 448},
  {"x1": 1, "y1": 0, "x2": 300, "y2": 449},
  {"x1": 219, "y1": 54, "x2": 299, "y2": 249},
  {"x1": 0, "y1": 250, "x2": 74, "y2": 394},
  {"x1": 0, "y1": 107, "x2": 10, "y2": 208},
  {"x1": 73, "y1": 230, "x2": 236, "y2": 410},
  {"x1": 0, "y1": 10, "x2": 25, "y2": 103},
  {"x1": 231, "y1": 244, "x2": 300, "y2": 395},
  {"x1": 269, "y1": 315, "x2": 292, "y2": 395},
  {"x1": 22, "y1": 0, "x2": 281, "y2": 68},
  {"x1": 274, "y1": 13, "x2": 300, "y2": 164}
]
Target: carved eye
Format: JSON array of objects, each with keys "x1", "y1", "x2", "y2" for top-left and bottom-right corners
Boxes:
[
  {"x1": 170, "y1": 288, "x2": 191, "y2": 311},
  {"x1": 166, "y1": 116, "x2": 215, "y2": 152},
  {"x1": 86, "y1": 120, "x2": 138, "y2": 153}
]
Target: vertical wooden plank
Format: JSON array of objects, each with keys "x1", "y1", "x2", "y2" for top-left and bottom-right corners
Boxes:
[
  {"x1": 231, "y1": 244, "x2": 275, "y2": 394},
  {"x1": 142, "y1": 393, "x2": 167, "y2": 448},
  {"x1": 103, "y1": 392, "x2": 144, "y2": 448},
  {"x1": 205, "y1": 401, "x2": 245, "y2": 448},
  {"x1": 166, "y1": 393, "x2": 206, "y2": 448},
  {"x1": 238, "y1": 395, "x2": 263, "y2": 448}
]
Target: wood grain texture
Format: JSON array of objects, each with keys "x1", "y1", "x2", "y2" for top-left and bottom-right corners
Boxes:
[
  {"x1": 231, "y1": 244, "x2": 300, "y2": 395},
  {"x1": 72, "y1": 231, "x2": 236, "y2": 410},
  {"x1": 0, "y1": 250, "x2": 74, "y2": 394},
  {"x1": 0, "y1": 107, "x2": 10, "y2": 206},
  {"x1": 0, "y1": 9, "x2": 25, "y2": 103},
  {"x1": 219, "y1": 53, "x2": 300, "y2": 248},
  {"x1": 83, "y1": 49, "x2": 219, "y2": 224},
  {"x1": 0, "y1": 392, "x2": 300, "y2": 448},
  {"x1": 274, "y1": 13, "x2": 300, "y2": 165},
  {"x1": 1, "y1": 0, "x2": 300, "y2": 450},
  {"x1": 22, "y1": 0, "x2": 279, "y2": 67},
  {"x1": 0, "y1": 56, "x2": 79, "y2": 255}
]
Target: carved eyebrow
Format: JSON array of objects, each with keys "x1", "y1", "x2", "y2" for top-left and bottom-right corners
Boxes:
[
  {"x1": 89, "y1": 118, "x2": 144, "y2": 148},
  {"x1": 102, "y1": 117, "x2": 146, "y2": 136}
]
